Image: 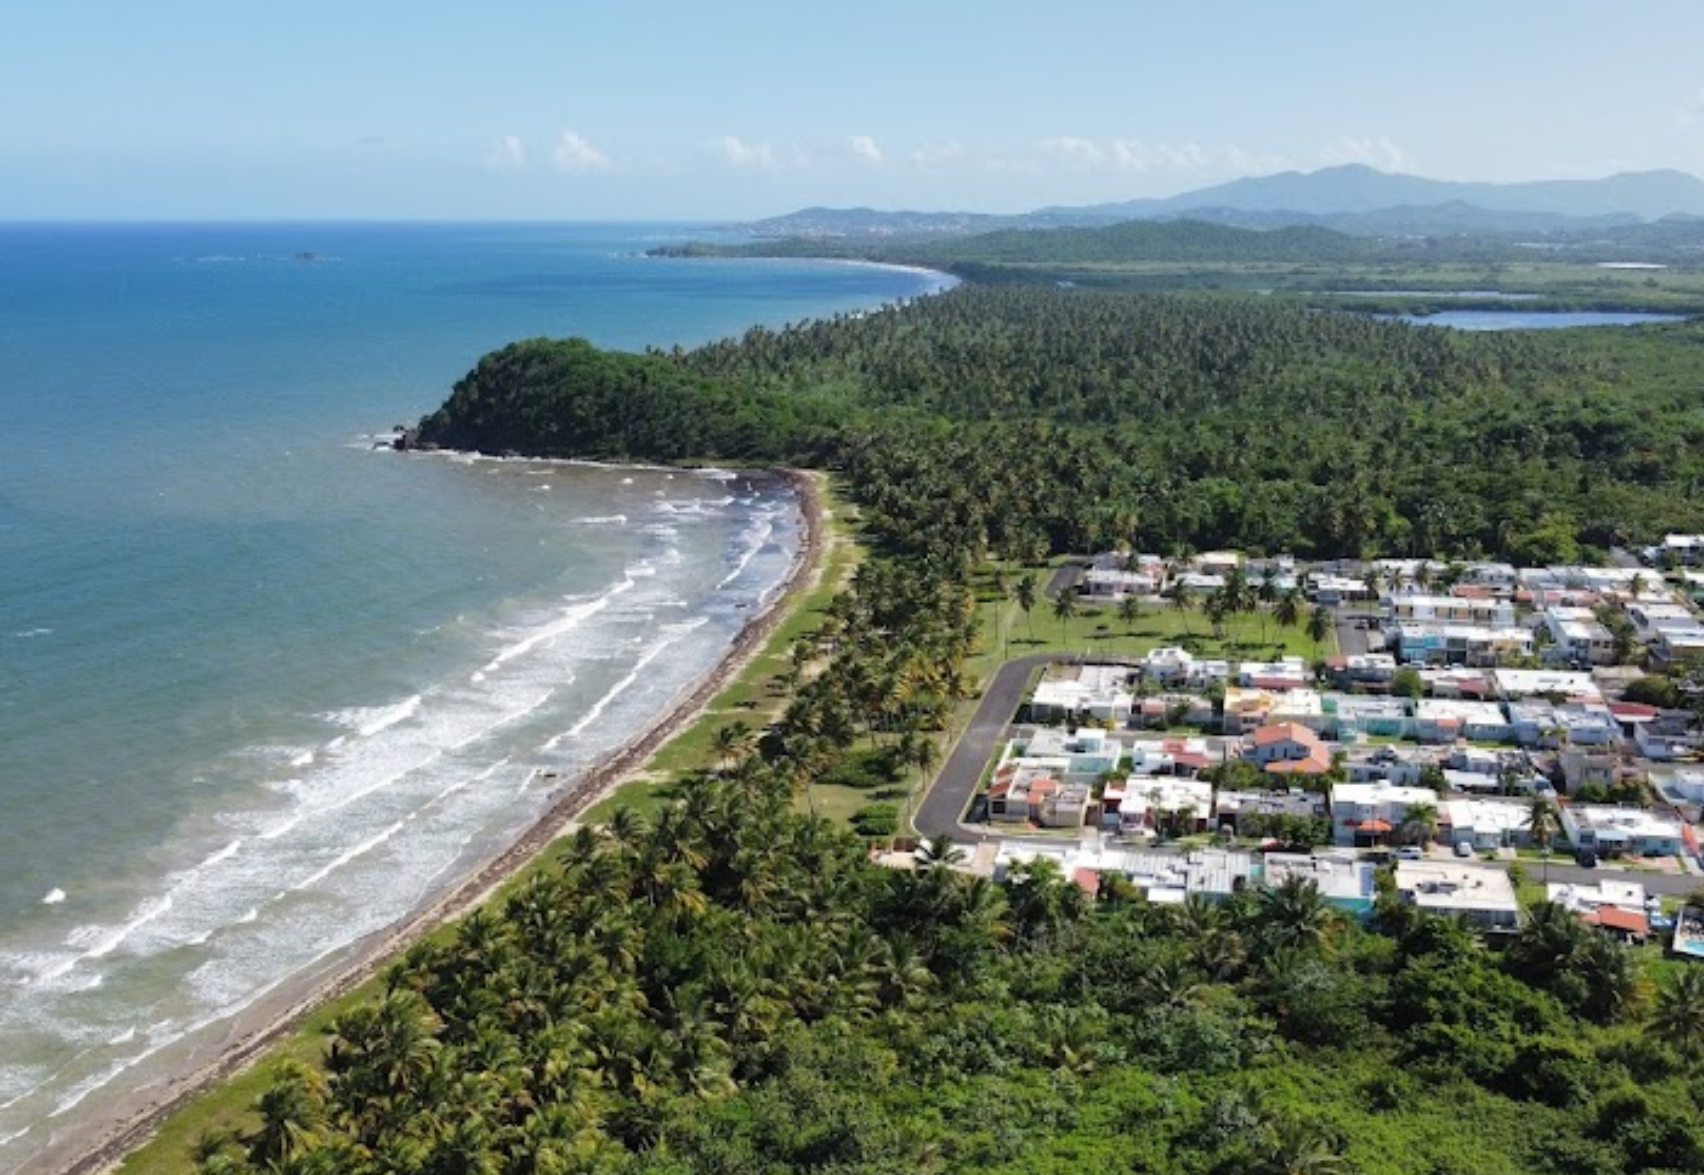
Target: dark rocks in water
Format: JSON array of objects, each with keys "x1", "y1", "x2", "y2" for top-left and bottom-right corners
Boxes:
[{"x1": 391, "y1": 428, "x2": 435, "y2": 452}]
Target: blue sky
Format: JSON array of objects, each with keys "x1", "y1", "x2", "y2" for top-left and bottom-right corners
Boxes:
[{"x1": 4, "y1": 1, "x2": 1701, "y2": 220}]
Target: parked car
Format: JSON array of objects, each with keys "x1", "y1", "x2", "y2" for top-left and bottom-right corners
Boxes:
[
  {"x1": 1576, "y1": 849, "x2": 1599, "y2": 869},
  {"x1": 1454, "y1": 841, "x2": 1475, "y2": 858},
  {"x1": 1395, "y1": 846, "x2": 1424, "y2": 861}
]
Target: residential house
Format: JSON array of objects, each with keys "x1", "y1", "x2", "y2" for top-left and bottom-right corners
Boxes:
[
  {"x1": 1345, "y1": 744, "x2": 1438, "y2": 787},
  {"x1": 1083, "y1": 567, "x2": 1160, "y2": 600},
  {"x1": 1389, "y1": 594, "x2": 1517, "y2": 628},
  {"x1": 1310, "y1": 573, "x2": 1371, "y2": 605},
  {"x1": 1263, "y1": 852, "x2": 1377, "y2": 915},
  {"x1": 1016, "y1": 727, "x2": 1125, "y2": 780},
  {"x1": 1509, "y1": 699, "x2": 1621, "y2": 748},
  {"x1": 1418, "y1": 667, "x2": 1498, "y2": 699},
  {"x1": 1322, "y1": 693, "x2": 1410, "y2": 741},
  {"x1": 1393, "y1": 622, "x2": 1532, "y2": 667},
  {"x1": 1492, "y1": 669, "x2": 1603, "y2": 702},
  {"x1": 1141, "y1": 646, "x2": 1229, "y2": 689},
  {"x1": 1652, "y1": 627, "x2": 1704, "y2": 665},
  {"x1": 1128, "y1": 736, "x2": 1215, "y2": 777},
  {"x1": 1395, "y1": 861, "x2": 1521, "y2": 929},
  {"x1": 1238, "y1": 656, "x2": 1311, "y2": 691},
  {"x1": 1651, "y1": 534, "x2": 1704, "y2": 567},
  {"x1": 1323, "y1": 652, "x2": 1398, "y2": 690},
  {"x1": 1542, "y1": 607, "x2": 1617, "y2": 666},
  {"x1": 1135, "y1": 692, "x2": 1216, "y2": 730},
  {"x1": 1440, "y1": 797, "x2": 1535, "y2": 850},
  {"x1": 1330, "y1": 781, "x2": 1440, "y2": 845},
  {"x1": 1561, "y1": 804, "x2": 1687, "y2": 857},
  {"x1": 1104, "y1": 775, "x2": 1213, "y2": 838},
  {"x1": 1030, "y1": 664, "x2": 1135, "y2": 724},
  {"x1": 1414, "y1": 698, "x2": 1512, "y2": 744},
  {"x1": 987, "y1": 764, "x2": 1091, "y2": 828},
  {"x1": 1243, "y1": 722, "x2": 1334, "y2": 778},
  {"x1": 1213, "y1": 789, "x2": 1327, "y2": 834},
  {"x1": 1548, "y1": 879, "x2": 1652, "y2": 941}
]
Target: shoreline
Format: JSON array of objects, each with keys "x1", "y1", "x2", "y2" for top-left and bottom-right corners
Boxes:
[{"x1": 40, "y1": 467, "x2": 826, "y2": 1175}]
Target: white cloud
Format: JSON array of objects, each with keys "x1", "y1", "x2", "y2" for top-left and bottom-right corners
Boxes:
[
  {"x1": 848, "y1": 134, "x2": 884, "y2": 165},
  {"x1": 1036, "y1": 136, "x2": 1286, "y2": 178},
  {"x1": 552, "y1": 129, "x2": 611, "y2": 174},
  {"x1": 908, "y1": 140, "x2": 966, "y2": 170},
  {"x1": 710, "y1": 135, "x2": 779, "y2": 169},
  {"x1": 1319, "y1": 136, "x2": 1410, "y2": 173},
  {"x1": 483, "y1": 135, "x2": 527, "y2": 173}
]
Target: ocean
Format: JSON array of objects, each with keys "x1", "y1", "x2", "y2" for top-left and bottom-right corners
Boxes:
[{"x1": 0, "y1": 222, "x2": 948, "y2": 1167}]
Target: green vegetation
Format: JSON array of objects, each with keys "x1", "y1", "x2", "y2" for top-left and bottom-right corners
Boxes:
[
  {"x1": 421, "y1": 287, "x2": 1704, "y2": 562},
  {"x1": 188, "y1": 807, "x2": 1704, "y2": 1174},
  {"x1": 176, "y1": 253, "x2": 1704, "y2": 1175}
]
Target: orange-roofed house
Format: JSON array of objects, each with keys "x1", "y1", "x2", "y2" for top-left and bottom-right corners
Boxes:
[{"x1": 1244, "y1": 723, "x2": 1334, "y2": 776}]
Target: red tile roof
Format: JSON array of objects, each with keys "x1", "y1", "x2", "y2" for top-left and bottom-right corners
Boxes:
[
  {"x1": 1595, "y1": 907, "x2": 1650, "y2": 935},
  {"x1": 1609, "y1": 702, "x2": 1659, "y2": 720},
  {"x1": 1251, "y1": 722, "x2": 1323, "y2": 748},
  {"x1": 1355, "y1": 818, "x2": 1393, "y2": 832},
  {"x1": 1072, "y1": 867, "x2": 1102, "y2": 895},
  {"x1": 1266, "y1": 751, "x2": 1332, "y2": 776}
]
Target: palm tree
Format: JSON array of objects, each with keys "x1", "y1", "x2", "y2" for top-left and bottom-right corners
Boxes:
[
  {"x1": 712, "y1": 720, "x2": 756, "y2": 773},
  {"x1": 1257, "y1": 565, "x2": 1280, "y2": 649},
  {"x1": 1274, "y1": 587, "x2": 1303, "y2": 645},
  {"x1": 1016, "y1": 572, "x2": 1038, "y2": 645},
  {"x1": 1204, "y1": 588, "x2": 1231, "y2": 642},
  {"x1": 1052, "y1": 588, "x2": 1079, "y2": 648},
  {"x1": 1168, "y1": 579, "x2": 1195, "y2": 639},
  {"x1": 1651, "y1": 966, "x2": 1704, "y2": 1056},
  {"x1": 1398, "y1": 802, "x2": 1439, "y2": 847},
  {"x1": 1258, "y1": 875, "x2": 1336, "y2": 953},
  {"x1": 1118, "y1": 592, "x2": 1142, "y2": 634},
  {"x1": 1525, "y1": 793, "x2": 1559, "y2": 880},
  {"x1": 1306, "y1": 604, "x2": 1332, "y2": 661},
  {"x1": 1262, "y1": 1118, "x2": 1349, "y2": 1175}
]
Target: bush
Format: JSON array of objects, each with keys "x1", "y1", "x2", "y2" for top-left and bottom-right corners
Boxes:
[{"x1": 850, "y1": 802, "x2": 900, "y2": 838}]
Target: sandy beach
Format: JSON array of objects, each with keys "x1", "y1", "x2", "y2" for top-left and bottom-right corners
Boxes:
[{"x1": 38, "y1": 467, "x2": 826, "y2": 1175}]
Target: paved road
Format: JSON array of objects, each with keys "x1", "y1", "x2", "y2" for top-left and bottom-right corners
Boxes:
[
  {"x1": 1045, "y1": 559, "x2": 1086, "y2": 601},
  {"x1": 915, "y1": 653, "x2": 1056, "y2": 839}
]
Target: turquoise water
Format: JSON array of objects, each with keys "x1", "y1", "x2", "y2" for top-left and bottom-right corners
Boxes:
[
  {"x1": 1390, "y1": 308, "x2": 1687, "y2": 330},
  {"x1": 0, "y1": 223, "x2": 948, "y2": 1164}
]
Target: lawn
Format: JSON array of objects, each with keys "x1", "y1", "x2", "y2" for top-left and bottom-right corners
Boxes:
[{"x1": 987, "y1": 589, "x2": 1334, "y2": 666}]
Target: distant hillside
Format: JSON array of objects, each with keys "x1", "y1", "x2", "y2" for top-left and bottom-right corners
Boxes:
[
  {"x1": 740, "y1": 166, "x2": 1704, "y2": 242},
  {"x1": 1060, "y1": 164, "x2": 1704, "y2": 222},
  {"x1": 904, "y1": 219, "x2": 1374, "y2": 265}
]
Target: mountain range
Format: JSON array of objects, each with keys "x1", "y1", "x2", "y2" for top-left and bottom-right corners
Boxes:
[{"x1": 742, "y1": 165, "x2": 1704, "y2": 240}]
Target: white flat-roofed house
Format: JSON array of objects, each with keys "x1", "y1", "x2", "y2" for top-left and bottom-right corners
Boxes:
[
  {"x1": 1104, "y1": 775, "x2": 1213, "y2": 838},
  {"x1": 1395, "y1": 861, "x2": 1520, "y2": 929},
  {"x1": 1083, "y1": 567, "x2": 1160, "y2": 601},
  {"x1": 1543, "y1": 607, "x2": 1617, "y2": 667},
  {"x1": 1626, "y1": 602, "x2": 1698, "y2": 640},
  {"x1": 1652, "y1": 626, "x2": 1704, "y2": 666},
  {"x1": 1268, "y1": 689, "x2": 1328, "y2": 733},
  {"x1": 1323, "y1": 652, "x2": 1398, "y2": 689},
  {"x1": 1509, "y1": 699, "x2": 1621, "y2": 748},
  {"x1": 1414, "y1": 698, "x2": 1512, "y2": 745},
  {"x1": 1323, "y1": 693, "x2": 1410, "y2": 740},
  {"x1": 1655, "y1": 534, "x2": 1704, "y2": 567},
  {"x1": 1330, "y1": 781, "x2": 1440, "y2": 846},
  {"x1": 1462, "y1": 562, "x2": 1519, "y2": 592},
  {"x1": 1141, "y1": 646, "x2": 1230, "y2": 689},
  {"x1": 1393, "y1": 622, "x2": 1531, "y2": 667},
  {"x1": 1264, "y1": 852, "x2": 1377, "y2": 914},
  {"x1": 1562, "y1": 804, "x2": 1686, "y2": 858},
  {"x1": 1030, "y1": 664, "x2": 1135, "y2": 724},
  {"x1": 1389, "y1": 594, "x2": 1516, "y2": 628},
  {"x1": 1238, "y1": 656, "x2": 1310, "y2": 691},
  {"x1": 1441, "y1": 797, "x2": 1535, "y2": 850},
  {"x1": 1310, "y1": 574, "x2": 1370, "y2": 605},
  {"x1": 1213, "y1": 789, "x2": 1327, "y2": 834},
  {"x1": 1417, "y1": 667, "x2": 1497, "y2": 699},
  {"x1": 1134, "y1": 692, "x2": 1217, "y2": 730},
  {"x1": 1492, "y1": 669, "x2": 1602, "y2": 702},
  {"x1": 1014, "y1": 726, "x2": 1125, "y2": 780},
  {"x1": 1346, "y1": 744, "x2": 1437, "y2": 787}
]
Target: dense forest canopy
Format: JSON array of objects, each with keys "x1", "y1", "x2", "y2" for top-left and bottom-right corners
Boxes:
[
  {"x1": 419, "y1": 287, "x2": 1704, "y2": 562},
  {"x1": 197, "y1": 258, "x2": 1704, "y2": 1175}
]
